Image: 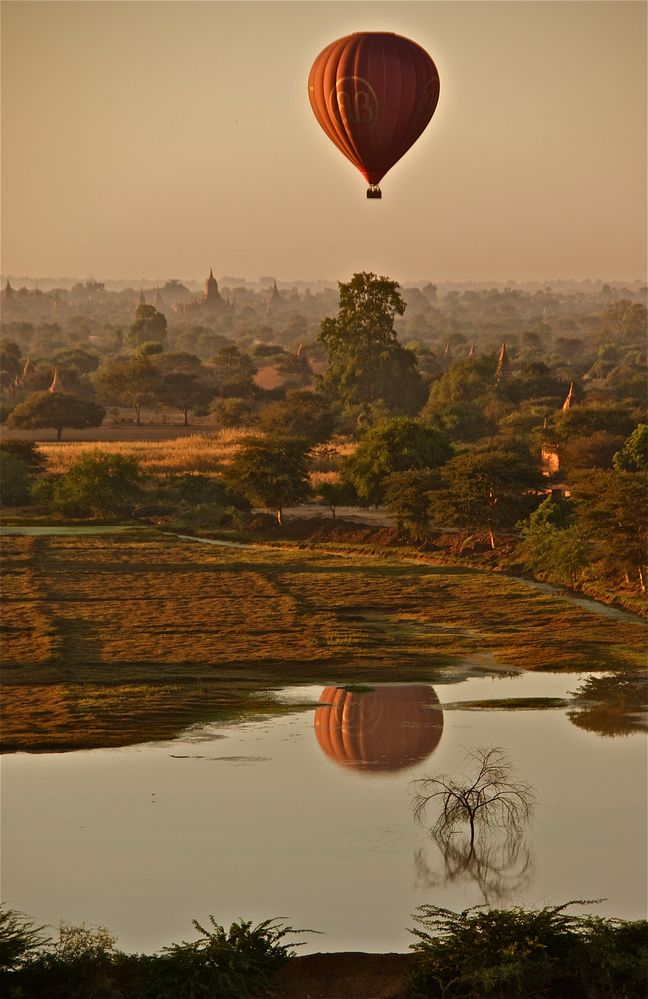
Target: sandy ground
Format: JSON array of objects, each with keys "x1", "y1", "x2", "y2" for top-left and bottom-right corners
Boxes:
[{"x1": 271, "y1": 953, "x2": 414, "y2": 999}]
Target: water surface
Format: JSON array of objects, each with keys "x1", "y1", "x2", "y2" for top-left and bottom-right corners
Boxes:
[{"x1": 2, "y1": 673, "x2": 645, "y2": 954}]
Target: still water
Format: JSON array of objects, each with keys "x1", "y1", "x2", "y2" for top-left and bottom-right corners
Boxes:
[{"x1": 2, "y1": 673, "x2": 646, "y2": 954}]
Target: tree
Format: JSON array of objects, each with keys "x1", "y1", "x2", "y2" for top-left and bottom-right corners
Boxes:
[
  {"x1": 428, "y1": 439, "x2": 544, "y2": 548},
  {"x1": 316, "y1": 479, "x2": 358, "y2": 520},
  {"x1": 554, "y1": 405, "x2": 637, "y2": 442},
  {"x1": 318, "y1": 272, "x2": 425, "y2": 418},
  {"x1": 517, "y1": 498, "x2": 590, "y2": 588},
  {"x1": 613, "y1": 424, "x2": 647, "y2": 472},
  {"x1": 258, "y1": 391, "x2": 334, "y2": 444},
  {"x1": 225, "y1": 436, "x2": 311, "y2": 525},
  {"x1": 156, "y1": 372, "x2": 216, "y2": 425},
  {"x1": 559, "y1": 432, "x2": 627, "y2": 473},
  {"x1": 341, "y1": 417, "x2": 451, "y2": 505},
  {"x1": 93, "y1": 357, "x2": 160, "y2": 425},
  {"x1": 0, "y1": 453, "x2": 33, "y2": 505},
  {"x1": 570, "y1": 469, "x2": 647, "y2": 591},
  {"x1": 414, "y1": 746, "x2": 535, "y2": 854},
  {"x1": 0, "y1": 439, "x2": 46, "y2": 473},
  {"x1": 413, "y1": 747, "x2": 536, "y2": 905},
  {"x1": 383, "y1": 469, "x2": 442, "y2": 543},
  {"x1": 128, "y1": 304, "x2": 167, "y2": 349},
  {"x1": 423, "y1": 356, "x2": 497, "y2": 412},
  {"x1": 50, "y1": 452, "x2": 143, "y2": 517},
  {"x1": 7, "y1": 392, "x2": 105, "y2": 440}
]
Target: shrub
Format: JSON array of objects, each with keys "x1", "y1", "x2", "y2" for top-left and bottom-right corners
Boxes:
[
  {"x1": 0, "y1": 905, "x2": 50, "y2": 972},
  {"x1": 50, "y1": 452, "x2": 143, "y2": 517},
  {"x1": 0, "y1": 452, "x2": 33, "y2": 505},
  {"x1": 409, "y1": 902, "x2": 648, "y2": 998},
  {"x1": 138, "y1": 917, "x2": 303, "y2": 999},
  {"x1": 2, "y1": 921, "x2": 124, "y2": 999}
]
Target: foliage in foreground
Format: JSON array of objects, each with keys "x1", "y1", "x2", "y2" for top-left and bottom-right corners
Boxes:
[
  {"x1": 409, "y1": 902, "x2": 648, "y2": 998},
  {"x1": 0, "y1": 909, "x2": 304, "y2": 999}
]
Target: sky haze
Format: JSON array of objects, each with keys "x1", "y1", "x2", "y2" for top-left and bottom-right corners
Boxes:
[{"x1": 1, "y1": 0, "x2": 646, "y2": 283}]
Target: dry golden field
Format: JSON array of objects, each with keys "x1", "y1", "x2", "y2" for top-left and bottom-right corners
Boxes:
[
  {"x1": 34, "y1": 434, "x2": 354, "y2": 480},
  {"x1": 37, "y1": 430, "x2": 249, "y2": 476},
  {"x1": 1, "y1": 530, "x2": 645, "y2": 751}
]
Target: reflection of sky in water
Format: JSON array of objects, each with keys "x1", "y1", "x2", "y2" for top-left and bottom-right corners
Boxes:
[{"x1": 2, "y1": 675, "x2": 646, "y2": 955}]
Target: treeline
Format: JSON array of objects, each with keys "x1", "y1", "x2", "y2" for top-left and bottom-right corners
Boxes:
[{"x1": 1, "y1": 272, "x2": 645, "y2": 601}]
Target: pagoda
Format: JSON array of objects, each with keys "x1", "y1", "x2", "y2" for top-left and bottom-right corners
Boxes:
[
  {"x1": 495, "y1": 343, "x2": 511, "y2": 382},
  {"x1": 562, "y1": 382, "x2": 574, "y2": 411},
  {"x1": 203, "y1": 268, "x2": 222, "y2": 304},
  {"x1": 48, "y1": 369, "x2": 64, "y2": 393}
]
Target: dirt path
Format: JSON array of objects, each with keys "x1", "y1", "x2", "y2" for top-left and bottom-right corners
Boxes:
[{"x1": 272, "y1": 953, "x2": 414, "y2": 999}]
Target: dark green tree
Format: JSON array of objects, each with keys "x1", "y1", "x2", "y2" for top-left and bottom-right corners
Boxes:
[
  {"x1": 341, "y1": 417, "x2": 451, "y2": 505},
  {"x1": 571, "y1": 469, "x2": 647, "y2": 592},
  {"x1": 613, "y1": 424, "x2": 647, "y2": 472},
  {"x1": 7, "y1": 392, "x2": 105, "y2": 440},
  {"x1": 93, "y1": 357, "x2": 160, "y2": 425},
  {"x1": 554, "y1": 405, "x2": 637, "y2": 442},
  {"x1": 316, "y1": 479, "x2": 358, "y2": 520},
  {"x1": 225, "y1": 436, "x2": 311, "y2": 525},
  {"x1": 50, "y1": 452, "x2": 143, "y2": 517},
  {"x1": 258, "y1": 391, "x2": 334, "y2": 444},
  {"x1": 318, "y1": 272, "x2": 425, "y2": 420},
  {"x1": 0, "y1": 453, "x2": 33, "y2": 505},
  {"x1": 517, "y1": 498, "x2": 590, "y2": 587},
  {"x1": 428, "y1": 440, "x2": 544, "y2": 548},
  {"x1": 384, "y1": 468, "x2": 442, "y2": 543},
  {"x1": 156, "y1": 372, "x2": 216, "y2": 425},
  {"x1": 128, "y1": 304, "x2": 167, "y2": 349}
]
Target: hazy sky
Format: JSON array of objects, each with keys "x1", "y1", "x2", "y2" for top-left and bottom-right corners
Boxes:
[{"x1": 2, "y1": 1, "x2": 646, "y2": 283}]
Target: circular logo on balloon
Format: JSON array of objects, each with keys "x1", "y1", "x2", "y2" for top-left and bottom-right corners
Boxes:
[{"x1": 330, "y1": 76, "x2": 379, "y2": 134}]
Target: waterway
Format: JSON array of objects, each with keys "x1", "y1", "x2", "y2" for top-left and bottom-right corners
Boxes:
[{"x1": 2, "y1": 673, "x2": 646, "y2": 954}]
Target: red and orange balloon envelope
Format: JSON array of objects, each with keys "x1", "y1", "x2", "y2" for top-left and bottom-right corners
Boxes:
[
  {"x1": 308, "y1": 32, "x2": 440, "y2": 198},
  {"x1": 314, "y1": 685, "x2": 443, "y2": 774}
]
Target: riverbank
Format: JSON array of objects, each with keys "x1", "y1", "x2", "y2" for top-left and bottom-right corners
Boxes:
[{"x1": 2, "y1": 525, "x2": 646, "y2": 752}]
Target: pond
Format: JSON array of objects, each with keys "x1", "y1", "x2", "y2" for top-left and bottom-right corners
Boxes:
[{"x1": 2, "y1": 672, "x2": 646, "y2": 955}]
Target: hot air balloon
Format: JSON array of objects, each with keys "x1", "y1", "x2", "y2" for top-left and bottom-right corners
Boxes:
[
  {"x1": 308, "y1": 32, "x2": 440, "y2": 198},
  {"x1": 314, "y1": 684, "x2": 443, "y2": 774}
]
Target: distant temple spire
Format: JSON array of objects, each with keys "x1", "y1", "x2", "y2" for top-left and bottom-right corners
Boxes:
[
  {"x1": 48, "y1": 368, "x2": 64, "y2": 394},
  {"x1": 562, "y1": 381, "x2": 574, "y2": 411},
  {"x1": 137, "y1": 289, "x2": 146, "y2": 306},
  {"x1": 2, "y1": 279, "x2": 14, "y2": 301},
  {"x1": 153, "y1": 286, "x2": 162, "y2": 309},
  {"x1": 22, "y1": 356, "x2": 35, "y2": 382},
  {"x1": 266, "y1": 280, "x2": 282, "y2": 314},
  {"x1": 495, "y1": 342, "x2": 511, "y2": 382},
  {"x1": 203, "y1": 268, "x2": 221, "y2": 302}
]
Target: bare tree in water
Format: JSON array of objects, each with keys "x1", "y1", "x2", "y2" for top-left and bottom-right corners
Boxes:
[{"x1": 412, "y1": 746, "x2": 536, "y2": 904}]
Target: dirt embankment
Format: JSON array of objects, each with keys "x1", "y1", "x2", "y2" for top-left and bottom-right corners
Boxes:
[{"x1": 272, "y1": 952, "x2": 413, "y2": 999}]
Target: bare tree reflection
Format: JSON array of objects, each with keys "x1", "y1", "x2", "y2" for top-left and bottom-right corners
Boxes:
[{"x1": 412, "y1": 746, "x2": 536, "y2": 904}]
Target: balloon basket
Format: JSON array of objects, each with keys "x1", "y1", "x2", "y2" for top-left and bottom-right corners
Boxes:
[{"x1": 366, "y1": 186, "x2": 382, "y2": 199}]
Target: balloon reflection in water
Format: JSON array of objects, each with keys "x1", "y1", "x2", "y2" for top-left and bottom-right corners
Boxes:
[{"x1": 314, "y1": 684, "x2": 443, "y2": 774}]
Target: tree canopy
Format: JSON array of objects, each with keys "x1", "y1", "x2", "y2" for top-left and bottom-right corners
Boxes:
[
  {"x1": 225, "y1": 436, "x2": 311, "y2": 524},
  {"x1": 341, "y1": 416, "x2": 451, "y2": 505},
  {"x1": 7, "y1": 392, "x2": 105, "y2": 440},
  {"x1": 318, "y1": 272, "x2": 425, "y2": 421},
  {"x1": 50, "y1": 452, "x2": 143, "y2": 517}
]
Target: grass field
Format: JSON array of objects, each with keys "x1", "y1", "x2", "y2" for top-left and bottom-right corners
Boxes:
[
  {"x1": 36, "y1": 430, "x2": 248, "y2": 476},
  {"x1": 28, "y1": 434, "x2": 353, "y2": 483},
  {"x1": 2, "y1": 530, "x2": 645, "y2": 752}
]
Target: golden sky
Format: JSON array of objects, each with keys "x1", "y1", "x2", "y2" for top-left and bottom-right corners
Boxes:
[{"x1": 1, "y1": 0, "x2": 646, "y2": 282}]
